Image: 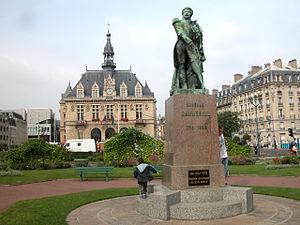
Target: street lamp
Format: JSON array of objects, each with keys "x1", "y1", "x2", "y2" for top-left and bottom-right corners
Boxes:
[{"x1": 249, "y1": 95, "x2": 262, "y2": 156}]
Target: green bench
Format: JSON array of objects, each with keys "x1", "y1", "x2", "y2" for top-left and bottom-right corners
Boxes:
[
  {"x1": 75, "y1": 166, "x2": 114, "y2": 182},
  {"x1": 133, "y1": 165, "x2": 162, "y2": 173}
]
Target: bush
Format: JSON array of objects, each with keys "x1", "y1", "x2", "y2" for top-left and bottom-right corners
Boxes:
[
  {"x1": 0, "y1": 170, "x2": 23, "y2": 176},
  {"x1": 228, "y1": 156, "x2": 255, "y2": 165},
  {"x1": 266, "y1": 164, "x2": 300, "y2": 170},
  {"x1": 225, "y1": 138, "x2": 251, "y2": 157},
  {"x1": 281, "y1": 155, "x2": 299, "y2": 164},
  {"x1": 242, "y1": 134, "x2": 251, "y2": 141},
  {"x1": 74, "y1": 159, "x2": 88, "y2": 167},
  {"x1": 104, "y1": 128, "x2": 164, "y2": 166},
  {"x1": 232, "y1": 136, "x2": 240, "y2": 144},
  {"x1": 5, "y1": 139, "x2": 67, "y2": 170}
]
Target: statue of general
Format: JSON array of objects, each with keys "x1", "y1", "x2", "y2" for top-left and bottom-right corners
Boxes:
[{"x1": 170, "y1": 7, "x2": 207, "y2": 96}]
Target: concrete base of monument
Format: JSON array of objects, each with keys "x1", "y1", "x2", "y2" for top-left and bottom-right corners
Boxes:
[
  {"x1": 137, "y1": 183, "x2": 253, "y2": 221},
  {"x1": 162, "y1": 164, "x2": 226, "y2": 190}
]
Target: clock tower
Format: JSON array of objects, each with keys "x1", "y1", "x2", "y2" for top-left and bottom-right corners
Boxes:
[{"x1": 103, "y1": 74, "x2": 116, "y2": 97}]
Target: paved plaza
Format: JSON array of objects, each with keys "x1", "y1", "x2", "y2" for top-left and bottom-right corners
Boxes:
[{"x1": 1, "y1": 175, "x2": 300, "y2": 224}]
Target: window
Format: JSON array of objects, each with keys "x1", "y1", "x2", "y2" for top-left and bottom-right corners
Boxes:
[
  {"x1": 136, "y1": 104, "x2": 142, "y2": 119},
  {"x1": 77, "y1": 89, "x2": 84, "y2": 98},
  {"x1": 92, "y1": 105, "x2": 99, "y2": 119},
  {"x1": 278, "y1": 97, "x2": 282, "y2": 104},
  {"x1": 120, "y1": 81, "x2": 127, "y2": 97},
  {"x1": 121, "y1": 104, "x2": 127, "y2": 118},
  {"x1": 106, "y1": 105, "x2": 113, "y2": 119},
  {"x1": 280, "y1": 122, "x2": 284, "y2": 129},
  {"x1": 135, "y1": 83, "x2": 142, "y2": 97},
  {"x1": 92, "y1": 89, "x2": 98, "y2": 97},
  {"x1": 289, "y1": 97, "x2": 294, "y2": 104},
  {"x1": 291, "y1": 122, "x2": 295, "y2": 129},
  {"x1": 77, "y1": 105, "x2": 84, "y2": 121},
  {"x1": 279, "y1": 109, "x2": 283, "y2": 119},
  {"x1": 120, "y1": 87, "x2": 127, "y2": 97}
]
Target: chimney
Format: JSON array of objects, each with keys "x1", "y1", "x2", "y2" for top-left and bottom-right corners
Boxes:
[
  {"x1": 274, "y1": 59, "x2": 282, "y2": 68},
  {"x1": 222, "y1": 85, "x2": 230, "y2": 91},
  {"x1": 288, "y1": 59, "x2": 297, "y2": 69},
  {"x1": 234, "y1": 74, "x2": 243, "y2": 83},
  {"x1": 264, "y1": 63, "x2": 271, "y2": 69},
  {"x1": 251, "y1": 66, "x2": 262, "y2": 74},
  {"x1": 212, "y1": 89, "x2": 218, "y2": 95}
]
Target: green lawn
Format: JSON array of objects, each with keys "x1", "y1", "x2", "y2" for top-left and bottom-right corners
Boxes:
[
  {"x1": 0, "y1": 187, "x2": 139, "y2": 225},
  {"x1": 0, "y1": 186, "x2": 299, "y2": 225},
  {"x1": 229, "y1": 165, "x2": 300, "y2": 176},
  {"x1": 1, "y1": 165, "x2": 299, "y2": 185}
]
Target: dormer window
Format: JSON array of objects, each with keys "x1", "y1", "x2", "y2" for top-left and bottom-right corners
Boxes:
[
  {"x1": 120, "y1": 81, "x2": 128, "y2": 97},
  {"x1": 135, "y1": 82, "x2": 142, "y2": 97},
  {"x1": 92, "y1": 82, "x2": 99, "y2": 97},
  {"x1": 77, "y1": 82, "x2": 84, "y2": 98}
]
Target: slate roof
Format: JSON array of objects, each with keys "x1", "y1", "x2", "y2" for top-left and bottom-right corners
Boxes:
[{"x1": 63, "y1": 70, "x2": 154, "y2": 98}]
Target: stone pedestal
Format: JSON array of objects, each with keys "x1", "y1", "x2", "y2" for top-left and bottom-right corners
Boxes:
[
  {"x1": 162, "y1": 94, "x2": 225, "y2": 189},
  {"x1": 137, "y1": 94, "x2": 253, "y2": 221}
]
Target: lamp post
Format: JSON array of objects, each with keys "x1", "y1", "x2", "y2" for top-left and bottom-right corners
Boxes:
[{"x1": 249, "y1": 95, "x2": 262, "y2": 156}]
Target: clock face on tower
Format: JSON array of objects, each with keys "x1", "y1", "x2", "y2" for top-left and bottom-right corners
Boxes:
[{"x1": 106, "y1": 88, "x2": 113, "y2": 95}]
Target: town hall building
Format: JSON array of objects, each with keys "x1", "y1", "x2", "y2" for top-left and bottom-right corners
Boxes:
[{"x1": 59, "y1": 30, "x2": 156, "y2": 142}]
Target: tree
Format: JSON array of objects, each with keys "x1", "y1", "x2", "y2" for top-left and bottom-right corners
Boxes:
[
  {"x1": 218, "y1": 111, "x2": 241, "y2": 138},
  {"x1": 104, "y1": 128, "x2": 164, "y2": 165}
]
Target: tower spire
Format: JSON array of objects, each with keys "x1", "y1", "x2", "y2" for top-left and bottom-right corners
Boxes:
[{"x1": 102, "y1": 24, "x2": 116, "y2": 70}]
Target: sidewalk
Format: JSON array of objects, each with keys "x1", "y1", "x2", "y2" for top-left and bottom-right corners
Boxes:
[{"x1": 1, "y1": 175, "x2": 300, "y2": 213}]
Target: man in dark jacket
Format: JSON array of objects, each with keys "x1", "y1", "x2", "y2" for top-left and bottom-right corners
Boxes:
[{"x1": 134, "y1": 158, "x2": 159, "y2": 199}]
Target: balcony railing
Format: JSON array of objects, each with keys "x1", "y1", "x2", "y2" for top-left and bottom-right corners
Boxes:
[
  {"x1": 135, "y1": 119, "x2": 145, "y2": 124},
  {"x1": 75, "y1": 120, "x2": 86, "y2": 126},
  {"x1": 289, "y1": 103, "x2": 294, "y2": 107},
  {"x1": 266, "y1": 104, "x2": 270, "y2": 108},
  {"x1": 278, "y1": 102, "x2": 283, "y2": 106}
]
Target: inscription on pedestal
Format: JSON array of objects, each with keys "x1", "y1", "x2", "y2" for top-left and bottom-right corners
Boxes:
[{"x1": 188, "y1": 170, "x2": 210, "y2": 186}]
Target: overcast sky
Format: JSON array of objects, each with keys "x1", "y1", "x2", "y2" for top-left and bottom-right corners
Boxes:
[{"x1": 1, "y1": 0, "x2": 300, "y2": 119}]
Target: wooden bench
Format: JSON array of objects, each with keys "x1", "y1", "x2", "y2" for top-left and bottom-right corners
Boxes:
[
  {"x1": 133, "y1": 165, "x2": 162, "y2": 173},
  {"x1": 75, "y1": 166, "x2": 114, "y2": 182}
]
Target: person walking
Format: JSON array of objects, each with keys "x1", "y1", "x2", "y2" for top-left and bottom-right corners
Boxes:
[
  {"x1": 134, "y1": 158, "x2": 159, "y2": 199},
  {"x1": 219, "y1": 126, "x2": 228, "y2": 184},
  {"x1": 292, "y1": 142, "x2": 298, "y2": 156}
]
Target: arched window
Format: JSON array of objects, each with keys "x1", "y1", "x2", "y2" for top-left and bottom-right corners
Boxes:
[
  {"x1": 92, "y1": 82, "x2": 99, "y2": 97},
  {"x1": 77, "y1": 82, "x2": 84, "y2": 98},
  {"x1": 120, "y1": 81, "x2": 127, "y2": 97},
  {"x1": 135, "y1": 82, "x2": 142, "y2": 97}
]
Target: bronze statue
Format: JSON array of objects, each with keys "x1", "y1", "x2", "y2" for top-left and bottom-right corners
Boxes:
[{"x1": 170, "y1": 7, "x2": 207, "y2": 95}]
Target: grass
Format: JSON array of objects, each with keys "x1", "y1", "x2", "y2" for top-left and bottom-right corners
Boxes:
[
  {"x1": 244, "y1": 186, "x2": 300, "y2": 201},
  {"x1": 0, "y1": 187, "x2": 139, "y2": 225},
  {"x1": 0, "y1": 186, "x2": 299, "y2": 225},
  {"x1": 228, "y1": 165, "x2": 300, "y2": 176},
  {"x1": 0, "y1": 165, "x2": 299, "y2": 185}
]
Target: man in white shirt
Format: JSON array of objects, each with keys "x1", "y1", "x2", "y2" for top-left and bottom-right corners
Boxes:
[{"x1": 219, "y1": 126, "x2": 228, "y2": 182}]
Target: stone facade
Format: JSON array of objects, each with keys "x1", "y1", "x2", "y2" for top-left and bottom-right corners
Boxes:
[
  {"x1": 214, "y1": 59, "x2": 300, "y2": 147},
  {"x1": 0, "y1": 111, "x2": 27, "y2": 147},
  {"x1": 59, "y1": 31, "x2": 156, "y2": 141}
]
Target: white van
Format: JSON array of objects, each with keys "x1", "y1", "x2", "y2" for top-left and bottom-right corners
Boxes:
[{"x1": 63, "y1": 139, "x2": 96, "y2": 152}]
